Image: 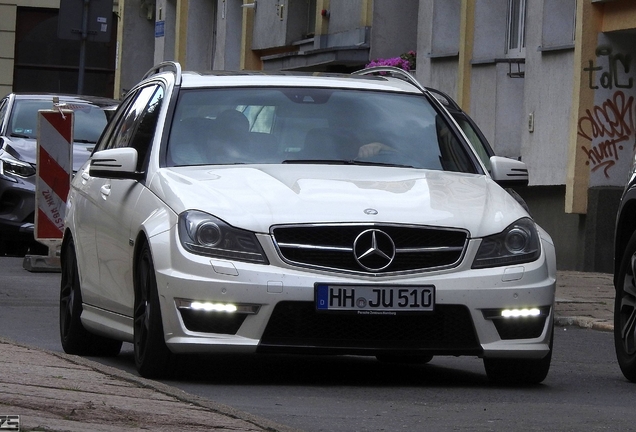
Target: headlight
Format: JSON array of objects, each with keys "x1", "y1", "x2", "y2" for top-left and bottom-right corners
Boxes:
[
  {"x1": 0, "y1": 151, "x2": 36, "y2": 178},
  {"x1": 472, "y1": 217, "x2": 540, "y2": 268},
  {"x1": 178, "y1": 210, "x2": 268, "y2": 264}
]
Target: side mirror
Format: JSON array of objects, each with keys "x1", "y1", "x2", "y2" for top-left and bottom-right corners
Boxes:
[
  {"x1": 489, "y1": 156, "x2": 529, "y2": 188},
  {"x1": 89, "y1": 147, "x2": 143, "y2": 180}
]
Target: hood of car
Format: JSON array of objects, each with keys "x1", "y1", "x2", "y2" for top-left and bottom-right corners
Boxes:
[
  {"x1": 1, "y1": 136, "x2": 94, "y2": 172},
  {"x1": 152, "y1": 165, "x2": 528, "y2": 237}
]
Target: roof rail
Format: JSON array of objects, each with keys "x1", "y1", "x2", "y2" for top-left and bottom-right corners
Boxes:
[
  {"x1": 424, "y1": 87, "x2": 462, "y2": 111},
  {"x1": 353, "y1": 66, "x2": 427, "y2": 94},
  {"x1": 142, "y1": 61, "x2": 182, "y2": 85}
]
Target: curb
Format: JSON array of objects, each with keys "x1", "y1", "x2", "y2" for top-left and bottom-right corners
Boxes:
[{"x1": 555, "y1": 316, "x2": 614, "y2": 332}]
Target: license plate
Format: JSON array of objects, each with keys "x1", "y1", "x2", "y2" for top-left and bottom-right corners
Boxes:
[{"x1": 315, "y1": 284, "x2": 435, "y2": 314}]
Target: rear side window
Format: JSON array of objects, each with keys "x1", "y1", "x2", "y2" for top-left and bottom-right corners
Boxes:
[{"x1": 454, "y1": 116, "x2": 492, "y2": 171}]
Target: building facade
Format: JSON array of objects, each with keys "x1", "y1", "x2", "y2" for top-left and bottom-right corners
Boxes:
[
  {"x1": 0, "y1": 0, "x2": 118, "y2": 98},
  {"x1": 2, "y1": 0, "x2": 635, "y2": 272},
  {"x1": 415, "y1": 0, "x2": 636, "y2": 272}
]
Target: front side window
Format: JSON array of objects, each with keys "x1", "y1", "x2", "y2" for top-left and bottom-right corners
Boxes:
[
  {"x1": 166, "y1": 87, "x2": 478, "y2": 174},
  {"x1": 506, "y1": 0, "x2": 527, "y2": 58},
  {"x1": 98, "y1": 85, "x2": 164, "y2": 171}
]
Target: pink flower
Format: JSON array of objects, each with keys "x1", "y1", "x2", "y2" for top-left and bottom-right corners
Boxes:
[{"x1": 366, "y1": 52, "x2": 416, "y2": 72}]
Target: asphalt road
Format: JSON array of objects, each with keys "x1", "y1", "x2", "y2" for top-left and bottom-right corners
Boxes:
[{"x1": 2, "y1": 256, "x2": 635, "y2": 431}]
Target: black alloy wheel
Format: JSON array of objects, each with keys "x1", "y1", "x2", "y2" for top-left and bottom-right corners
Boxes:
[
  {"x1": 59, "y1": 238, "x2": 122, "y2": 356},
  {"x1": 615, "y1": 231, "x2": 636, "y2": 382},
  {"x1": 133, "y1": 242, "x2": 176, "y2": 378}
]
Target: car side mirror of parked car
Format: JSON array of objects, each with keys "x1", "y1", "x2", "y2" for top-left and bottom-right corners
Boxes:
[
  {"x1": 489, "y1": 156, "x2": 529, "y2": 188},
  {"x1": 89, "y1": 148, "x2": 143, "y2": 180}
]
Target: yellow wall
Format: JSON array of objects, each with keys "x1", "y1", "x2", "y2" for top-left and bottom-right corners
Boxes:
[
  {"x1": 240, "y1": 0, "x2": 260, "y2": 70},
  {"x1": 565, "y1": 0, "x2": 636, "y2": 214},
  {"x1": 565, "y1": 0, "x2": 602, "y2": 213},
  {"x1": 175, "y1": 0, "x2": 188, "y2": 65},
  {"x1": 601, "y1": 0, "x2": 636, "y2": 32}
]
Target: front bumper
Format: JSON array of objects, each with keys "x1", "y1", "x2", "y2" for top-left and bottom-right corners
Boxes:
[
  {"x1": 0, "y1": 173, "x2": 36, "y2": 238},
  {"x1": 151, "y1": 228, "x2": 556, "y2": 360}
]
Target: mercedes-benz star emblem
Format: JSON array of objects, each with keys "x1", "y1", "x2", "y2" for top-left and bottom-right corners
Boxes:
[
  {"x1": 364, "y1": 208, "x2": 378, "y2": 215},
  {"x1": 353, "y1": 229, "x2": 396, "y2": 272}
]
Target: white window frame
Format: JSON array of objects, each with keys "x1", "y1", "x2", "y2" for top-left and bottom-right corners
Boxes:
[{"x1": 506, "y1": 0, "x2": 527, "y2": 58}]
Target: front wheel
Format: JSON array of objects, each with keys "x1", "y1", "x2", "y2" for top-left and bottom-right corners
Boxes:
[
  {"x1": 133, "y1": 242, "x2": 176, "y2": 378},
  {"x1": 614, "y1": 231, "x2": 636, "y2": 382},
  {"x1": 59, "y1": 238, "x2": 122, "y2": 356}
]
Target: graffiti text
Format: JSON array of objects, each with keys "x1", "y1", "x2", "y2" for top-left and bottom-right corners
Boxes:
[
  {"x1": 584, "y1": 46, "x2": 633, "y2": 90},
  {"x1": 578, "y1": 91, "x2": 634, "y2": 178}
]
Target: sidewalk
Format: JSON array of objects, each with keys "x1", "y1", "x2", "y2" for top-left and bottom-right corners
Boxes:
[
  {"x1": 554, "y1": 270, "x2": 614, "y2": 332},
  {"x1": 0, "y1": 270, "x2": 615, "y2": 432},
  {"x1": 0, "y1": 337, "x2": 302, "y2": 432}
]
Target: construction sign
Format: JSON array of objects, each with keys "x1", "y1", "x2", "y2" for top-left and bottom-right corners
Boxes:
[{"x1": 35, "y1": 109, "x2": 74, "y2": 242}]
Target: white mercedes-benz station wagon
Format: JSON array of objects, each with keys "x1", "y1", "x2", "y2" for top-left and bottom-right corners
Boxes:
[{"x1": 60, "y1": 63, "x2": 556, "y2": 383}]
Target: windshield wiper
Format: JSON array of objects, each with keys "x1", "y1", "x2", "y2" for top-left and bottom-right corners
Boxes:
[
  {"x1": 348, "y1": 159, "x2": 416, "y2": 169},
  {"x1": 74, "y1": 139, "x2": 97, "y2": 144},
  {"x1": 282, "y1": 159, "x2": 415, "y2": 168},
  {"x1": 282, "y1": 159, "x2": 355, "y2": 165},
  {"x1": 9, "y1": 133, "x2": 31, "y2": 139}
]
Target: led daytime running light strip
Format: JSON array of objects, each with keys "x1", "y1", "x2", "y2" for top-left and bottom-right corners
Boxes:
[
  {"x1": 191, "y1": 302, "x2": 237, "y2": 312},
  {"x1": 501, "y1": 308, "x2": 541, "y2": 318},
  {"x1": 175, "y1": 298, "x2": 260, "y2": 314}
]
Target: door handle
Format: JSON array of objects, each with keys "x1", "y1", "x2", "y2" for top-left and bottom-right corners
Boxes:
[{"x1": 81, "y1": 171, "x2": 90, "y2": 184}]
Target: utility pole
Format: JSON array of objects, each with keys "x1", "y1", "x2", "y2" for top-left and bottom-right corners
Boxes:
[{"x1": 77, "y1": 0, "x2": 90, "y2": 94}]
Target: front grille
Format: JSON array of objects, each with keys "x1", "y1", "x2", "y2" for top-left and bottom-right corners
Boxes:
[
  {"x1": 258, "y1": 301, "x2": 481, "y2": 355},
  {"x1": 272, "y1": 224, "x2": 468, "y2": 274},
  {"x1": 178, "y1": 309, "x2": 247, "y2": 334}
]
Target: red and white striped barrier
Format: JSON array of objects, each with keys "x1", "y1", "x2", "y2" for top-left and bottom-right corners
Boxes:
[{"x1": 35, "y1": 109, "x2": 74, "y2": 242}]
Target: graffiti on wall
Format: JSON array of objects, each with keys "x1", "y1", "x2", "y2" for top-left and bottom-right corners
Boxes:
[
  {"x1": 579, "y1": 46, "x2": 635, "y2": 179},
  {"x1": 578, "y1": 90, "x2": 634, "y2": 178},
  {"x1": 583, "y1": 46, "x2": 633, "y2": 90}
]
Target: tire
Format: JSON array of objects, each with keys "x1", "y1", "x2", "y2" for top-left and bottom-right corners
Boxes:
[
  {"x1": 483, "y1": 323, "x2": 553, "y2": 385},
  {"x1": 59, "y1": 238, "x2": 122, "y2": 356},
  {"x1": 133, "y1": 243, "x2": 176, "y2": 379},
  {"x1": 614, "y1": 231, "x2": 636, "y2": 382}
]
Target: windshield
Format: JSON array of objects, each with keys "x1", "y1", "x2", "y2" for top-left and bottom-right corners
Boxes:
[
  {"x1": 166, "y1": 87, "x2": 478, "y2": 173},
  {"x1": 9, "y1": 100, "x2": 112, "y2": 143}
]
